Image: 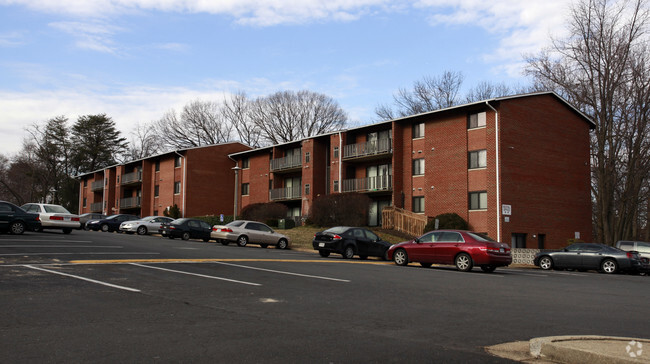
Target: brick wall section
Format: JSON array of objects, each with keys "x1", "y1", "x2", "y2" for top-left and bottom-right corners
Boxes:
[
  {"x1": 240, "y1": 149, "x2": 272, "y2": 209},
  {"x1": 498, "y1": 95, "x2": 592, "y2": 248}
]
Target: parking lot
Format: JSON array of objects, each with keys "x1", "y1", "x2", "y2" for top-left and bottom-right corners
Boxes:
[{"x1": 2, "y1": 230, "x2": 649, "y2": 363}]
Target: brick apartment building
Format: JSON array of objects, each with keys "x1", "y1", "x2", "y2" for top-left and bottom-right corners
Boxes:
[
  {"x1": 228, "y1": 92, "x2": 594, "y2": 249},
  {"x1": 77, "y1": 142, "x2": 250, "y2": 218}
]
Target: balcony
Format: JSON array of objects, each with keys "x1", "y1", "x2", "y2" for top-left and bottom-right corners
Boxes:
[
  {"x1": 120, "y1": 196, "x2": 141, "y2": 209},
  {"x1": 270, "y1": 154, "x2": 302, "y2": 173},
  {"x1": 90, "y1": 202, "x2": 103, "y2": 213},
  {"x1": 91, "y1": 180, "x2": 104, "y2": 191},
  {"x1": 121, "y1": 171, "x2": 142, "y2": 185},
  {"x1": 269, "y1": 186, "x2": 302, "y2": 201},
  {"x1": 343, "y1": 138, "x2": 392, "y2": 161},
  {"x1": 342, "y1": 175, "x2": 393, "y2": 193}
]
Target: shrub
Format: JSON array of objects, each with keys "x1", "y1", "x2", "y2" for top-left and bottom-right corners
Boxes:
[
  {"x1": 241, "y1": 202, "x2": 288, "y2": 222},
  {"x1": 193, "y1": 215, "x2": 236, "y2": 226},
  {"x1": 310, "y1": 193, "x2": 371, "y2": 227},
  {"x1": 164, "y1": 204, "x2": 181, "y2": 219},
  {"x1": 424, "y1": 212, "x2": 468, "y2": 232}
]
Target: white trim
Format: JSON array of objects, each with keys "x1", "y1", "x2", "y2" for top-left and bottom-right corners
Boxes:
[{"x1": 485, "y1": 101, "x2": 501, "y2": 242}]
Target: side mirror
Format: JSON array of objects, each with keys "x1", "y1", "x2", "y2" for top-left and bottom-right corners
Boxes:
[{"x1": 414, "y1": 237, "x2": 420, "y2": 243}]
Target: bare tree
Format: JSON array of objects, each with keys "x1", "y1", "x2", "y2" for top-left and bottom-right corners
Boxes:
[
  {"x1": 155, "y1": 100, "x2": 233, "y2": 150},
  {"x1": 127, "y1": 122, "x2": 164, "y2": 160},
  {"x1": 526, "y1": 0, "x2": 650, "y2": 244},
  {"x1": 375, "y1": 70, "x2": 464, "y2": 120},
  {"x1": 221, "y1": 91, "x2": 262, "y2": 148},
  {"x1": 465, "y1": 81, "x2": 513, "y2": 103},
  {"x1": 249, "y1": 90, "x2": 347, "y2": 145}
]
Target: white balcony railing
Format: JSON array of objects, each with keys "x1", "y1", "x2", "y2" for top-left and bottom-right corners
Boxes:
[
  {"x1": 120, "y1": 196, "x2": 141, "y2": 209},
  {"x1": 270, "y1": 153, "x2": 302, "y2": 171},
  {"x1": 269, "y1": 185, "x2": 302, "y2": 201},
  {"x1": 343, "y1": 138, "x2": 392, "y2": 159},
  {"x1": 342, "y1": 175, "x2": 392, "y2": 193}
]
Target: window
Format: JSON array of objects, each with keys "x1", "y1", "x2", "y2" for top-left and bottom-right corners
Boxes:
[
  {"x1": 468, "y1": 112, "x2": 487, "y2": 129},
  {"x1": 469, "y1": 191, "x2": 488, "y2": 210},
  {"x1": 83, "y1": 198, "x2": 87, "y2": 207},
  {"x1": 305, "y1": 184, "x2": 310, "y2": 195},
  {"x1": 412, "y1": 196, "x2": 424, "y2": 213},
  {"x1": 174, "y1": 155, "x2": 182, "y2": 168},
  {"x1": 155, "y1": 160, "x2": 160, "y2": 172},
  {"x1": 333, "y1": 180, "x2": 339, "y2": 192},
  {"x1": 116, "y1": 175, "x2": 120, "y2": 183},
  {"x1": 242, "y1": 183, "x2": 250, "y2": 196},
  {"x1": 333, "y1": 147, "x2": 339, "y2": 158},
  {"x1": 468, "y1": 150, "x2": 487, "y2": 169},
  {"x1": 412, "y1": 158, "x2": 424, "y2": 176},
  {"x1": 413, "y1": 122, "x2": 425, "y2": 139},
  {"x1": 154, "y1": 185, "x2": 159, "y2": 197},
  {"x1": 511, "y1": 233, "x2": 527, "y2": 248},
  {"x1": 242, "y1": 157, "x2": 250, "y2": 169},
  {"x1": 305, "y1": 152, "x2": 310, "y2": 163},
  {"x1": 174, "y1": 181, "x2": 181, "y2": 194},
  {"x1": 83, "y1": 179, "x2": 87, "y2": 187},
  {"x1": 153, "y1": 210, "x2": 158, "y2": 216}
]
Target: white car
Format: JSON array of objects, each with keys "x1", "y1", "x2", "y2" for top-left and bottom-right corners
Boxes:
[
  {"x1": 21, "y1": 203, "x2": 80, "y2": 234},
  {"x1": 211, "y1": 220, "x2": 290, "y2": 249},
  {"x1": 119, "y1": 216, "x2": 173, "y2": 235}
]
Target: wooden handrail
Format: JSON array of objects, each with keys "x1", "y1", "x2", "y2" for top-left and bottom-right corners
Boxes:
[{"x1": 382, "y1": 206, "x2": 428, "y2": 237}]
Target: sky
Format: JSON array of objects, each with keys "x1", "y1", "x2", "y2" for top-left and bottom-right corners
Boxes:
[{"x1": 0, "y1": 0, "x2": 575, "y2": 155}]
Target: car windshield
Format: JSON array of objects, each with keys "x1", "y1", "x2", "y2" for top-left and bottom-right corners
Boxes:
[
  {"x1": 43, "y1": 205, "x2": 71, "y2": 214},
  {"x1": 141, "y1": 216, "x2": 157, "y2": 222},
  {"x1": 324, "y1": 227, "x2": 349, "y2": 234},
  {"x1": 172, "y1": 218, "x2": 189, "y2": 225},
  {"x1": 466, "y1": 232, "x2": 495, "y2": 242},
  {"x1": 227, "y1": 221, "x2": 245, "y2": 227}
]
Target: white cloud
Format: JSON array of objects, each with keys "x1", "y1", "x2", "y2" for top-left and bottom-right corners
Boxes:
[{"x1": 49, "y1": 21, "x2": 124, "y2": 54}]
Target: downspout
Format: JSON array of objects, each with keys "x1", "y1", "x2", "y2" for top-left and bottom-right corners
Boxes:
[
  {"x1": 102, "y1": 170, "x2": 106, "y2": 215},
  {"x1": 173, "y1": 151, "x2": 186, "y2": 218},
  {"x1": 338, "y1": 132, "x2": 343, "y2": 191},
  {"x1": 229, "y1": 155, "x2": 240, "y2": 218},
  {"x1": 485, "y1": 101, "x2": 501, "y2": 242}
]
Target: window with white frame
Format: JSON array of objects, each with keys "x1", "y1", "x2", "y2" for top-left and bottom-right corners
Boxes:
[
  {"x1": 412, "y1": 158, "x2": 425, "y2": 176},
  {"x1": 174, "y1": 181, "x2": 181, "y2": 194},
  {"x1": 468, "y1": 150, "x2": 487, "y2": 169},
  {"x1": 412, "y1": 196, "x2": 425, "y2": 213},
  {"x1": 242, "y1": 157, "x2": 250, "y2": 169},
  {"x1": 412, "y1": 122, "x2": 425, "y2": 139},
  {"x1": 469, "y1": 191, "x2": 487, "y2": 210},
  {"x1": 241, "y1": 183, "x2": 249, "y2": 196},
  {"x1": 468, "y1": 112, "x2": 487, "y2": 129}
]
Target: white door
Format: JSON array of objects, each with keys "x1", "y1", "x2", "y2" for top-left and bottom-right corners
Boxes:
[
  {"x1": 368, "y1": 201, "x2": 378, "y2": 226},
  {"x1": 367, "y1": 166, "x2": 377, "y2": 190}
]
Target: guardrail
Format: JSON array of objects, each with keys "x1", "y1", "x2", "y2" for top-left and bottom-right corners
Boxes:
[
  {"x1": 343, "y1": 138, "x2": 392, "y2": 159},
  {"x1": 342, "y1": 175, "x2": 392, "y2": 192},
  {"x1": 269, "y1": 186, "x2": 301, "y2": 200},
  {"x1": 270, "y1": 154, "x2": 302, "y2": 171}
]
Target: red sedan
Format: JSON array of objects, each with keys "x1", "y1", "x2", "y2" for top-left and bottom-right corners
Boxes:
[{"x1": 386, "y1": 230, "x2": 512, "y2": 272}]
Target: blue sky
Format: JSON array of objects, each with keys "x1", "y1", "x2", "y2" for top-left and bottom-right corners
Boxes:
[{"x1": 0, "y1": 0, "x2": 573, "y2": 155}]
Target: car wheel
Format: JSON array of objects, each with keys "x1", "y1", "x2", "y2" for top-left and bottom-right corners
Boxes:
[
  {"x1": 137, "y1": 226, "x2": 148, "y2": 235},
  {"x1": 83, "y1": 224, "x2": 90, "y2": 231},
  {"x1": 342, "y1": 246, "x2": 355, "y2": 259},
  {"x1": 455, "y1": 253, "x2": 473, "y2": 272},
  {"x1": 481, "y1": 265, "x2": 496, "y2": 273},
  {"x1": 202, "y1": 237, "x2": 209, "y2": 242},
  {"x1": 359, "y1": 255, "x2": 368, "y2": 260},
  {"x1": 9, "y1": 221, "x2": 25, "y2": 235},
  {"x1": 237, "y1": 235, "x2": 248, "y2": 247},
  {"x1": 277, "y1": 239, "x2": 289, "y2": 250},
  {"x1": 260, "y1": 244, "x2": 268, "y2": 249},
  {"x1": 420, "y1": 262, "x2": 432, "y2": 268},
  {"x1": 319, "y1": 250, "x2": 330, "y2": 258},
  {"x1": 538, "y1": 256, "x2": 554, "y2": 270},
  {"x1": 221, "y1": 241, "x2": 229, "y2": 246},
  {"x1": 601, "y1": 259, "x2": 618, "y2": 274},
  {"x1": 382, "y1": 251, "x2": 389, "y2": 261},
  {"x1": 63, "y1": 228, "x2": 72, "y2": 234},
  {"x1": 181, "y1": 232, "x2": 191, "y2": 241},
  {"x1": 393, "y1": 249, "x2": 408, "y2": 266},
  {"x1": 101, "y1": 224, "x2": 109, "y2": 232}
]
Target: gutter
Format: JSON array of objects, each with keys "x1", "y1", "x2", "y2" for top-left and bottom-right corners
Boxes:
[
  {"x1": 485, "y1": 101, "x2": 501, "y2": 242},
  {"x1": 228, "y1": 155, "x2": 241, "y2": 218},
  {"x1": 173, "y1": 151, "x2": 186, "y2": 218}
]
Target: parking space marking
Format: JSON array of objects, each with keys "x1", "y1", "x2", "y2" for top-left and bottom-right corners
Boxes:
[
  {"x1": 0, "y1": 245, "x2": 124, "y2": 248},
  {"x1": 22, "y1": 265, "x2": 141, "y2": 292},
  {"x1": 70, "y1": 258, "x2": 390, "y2": 265},
  {"x1": 0, "y1": 240, "x2": 95, "y2": 243},
  {"x1": 212, "y1": 261, "x2": 351, "y2": 282},
  {"x1": 130, "y1": 263, "x2": 261, "y2": 286},
  {"x1": 0, "y1": 252, "x2": 160, "y2": 256}
]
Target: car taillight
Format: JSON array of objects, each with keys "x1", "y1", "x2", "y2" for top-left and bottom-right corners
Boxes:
[
  {"x1": 35, "y1": 216, "x2": 40, "y2": 221},
  {"x1": 50, "y1": 216, "x2": 64, "y2": 220},
  {"x1": 332, "y1": 234, "x2": 342, "y2": 240},
  {"x1": 217, "y1": 228, "x2": 233, "y2": 232},
  {"x1": 627, "y1": 252, "x2": 637, "y2": 259},
  {"x1": 72, "y1": 217, "x2": 80, "y2": 221}
]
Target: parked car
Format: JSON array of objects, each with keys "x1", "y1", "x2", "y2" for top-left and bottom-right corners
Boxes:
[
  {"x1": 161, "y1": 218, "x2": 212, "y2": 241},
  {"x1": 21, "y1": 203, "x2": 80, "y2": 234},
  {"x1": 0, "y1": 200, "x2": 41, "y2": 234},
  {"x1": 312, "y1": 226, "x2": 391, "y2": 259},
  {"x1": 86, "y1": 214, "x2": 139, "y2": 232},
  {"x1": 387, "y1": 230, "x2": 512, "y2": 272},
  {"x1": 211, "y1": 220, "x2": 290, "y2": 249},
  {"x1": 534, "y1": 243, "x2": 644, "y2": 274},
  {"x1": 79, "y1": 213, "x2": 106, "y2": 230},
  {"x1": 615, "y1": 240, "x2": 650, "y2": 260},
  {"x1": 119, "y1": 216, "x2": 173, "y2": 235}
]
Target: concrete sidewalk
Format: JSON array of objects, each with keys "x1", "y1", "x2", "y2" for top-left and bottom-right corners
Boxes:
[{"x1": 486, "y1": 336, "x2": 650, "y2": 363}]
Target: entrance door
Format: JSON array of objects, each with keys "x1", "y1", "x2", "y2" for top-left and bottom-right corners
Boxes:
[{"x1": 368, "y1": 202, "x2": 378, "y2": 227}]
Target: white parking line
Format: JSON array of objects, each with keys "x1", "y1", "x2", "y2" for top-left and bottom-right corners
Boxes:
[
  {"x1": 0, "y1": 252, "x2": 159, "y2": 256},
  {"x1": 212, "y1": 261, "x2": 351, "y2": 282},
  {"x1": 0, "y1": 245, "x2": 123, "y2": 248},
  {"x1": 22, "y1": 265, "x2": 140, "y2": 292},
  {"x1": 0, "y1": 240, "x2": 95, "y2": 243},
  {"x1": 130, "y1": 263, "x2": 262, "y2": 286}
]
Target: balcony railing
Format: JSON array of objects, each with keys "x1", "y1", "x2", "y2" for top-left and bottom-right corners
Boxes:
[
  {"x1": 91, "y1": 180, "x2": 104, "y2": 191},
  {"x1": 90, "y1": 202, "x2": 103, "y2": 212},
  {"x1": 342, "y1": 175, "x2": 392, "y2": 193},
  {"x1": 120, "y1": 196, "x2": 141, "y2": 209},
  {"x1": 343, "y1": 138, "x2": 392, "y2": 160},
  {"x1": 270, "y1": 153, "x2": 302, "y2": 172},
  {"x1": 269, "y1": 185, "x2": 302, "y2": 201},
  {"x1": 121, "y1": 171, "x2": 142, "y2": 185}
]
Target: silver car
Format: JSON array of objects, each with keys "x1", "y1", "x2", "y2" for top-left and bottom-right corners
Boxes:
[
  {"x1": 211, "y1": 220, "x2": 290, "y2": 249},
  {"x1": 120, "y1": 216, "x2": 173, "y2": 235}
]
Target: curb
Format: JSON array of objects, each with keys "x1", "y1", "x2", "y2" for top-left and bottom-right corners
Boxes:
[{"x1": 531, "y1": 336, "x2": 650, "y2": 364}]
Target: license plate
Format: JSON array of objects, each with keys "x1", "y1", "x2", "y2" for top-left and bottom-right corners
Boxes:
[
  {"x1": 319, "y1": 243, "x2": 325, "y2": 247},
  {"x1": 64, "y1": 217, "x2": 70, "y2": 221},
  {"x1": 499, "y1": 247, "x2": 505, "y2": 253}
]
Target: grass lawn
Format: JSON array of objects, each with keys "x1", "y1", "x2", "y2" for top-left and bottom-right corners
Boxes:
[{"x1": 276, "y1": 225, "x2": 413, "y2": 251}]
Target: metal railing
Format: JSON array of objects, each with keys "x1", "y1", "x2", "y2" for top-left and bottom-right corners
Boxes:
[
  {"x1": 91, "y1": 180, "x2": 104, "y2": 191},
  {"x1": 343, "y1": 138, "x2": 392, "y2": 159},
  {"x1": 342, "y1": 174, "x2": 392, "y2": 193},
  {"x1": 269, "y1": 185, "x2": 302, "y2": 201},
  {"x1": 270, "y1": 153, "x2": 302, "y2": 171},
  {"x1": 121, "y1": 171, "x2": 142, "y2": 185},
  {"x1": 120, "y1": 196, "x2": 141, "y2": 209},
  {"x1": 90, "y1": 202, "x2": 103, "y2": 212}
]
